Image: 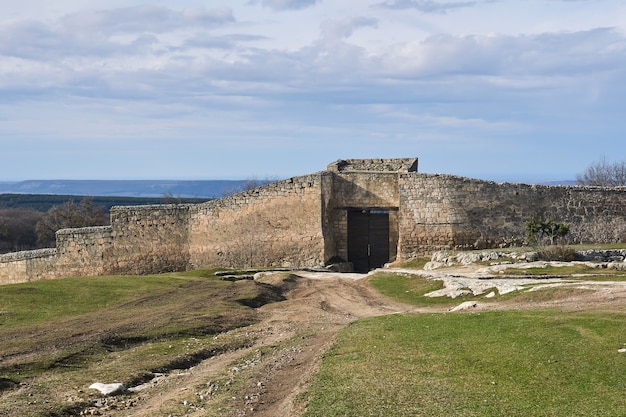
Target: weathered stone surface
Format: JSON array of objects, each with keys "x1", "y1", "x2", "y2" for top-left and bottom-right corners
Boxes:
[{"x1": 575, "y1": 249, "x2": 626, "y2": 262}]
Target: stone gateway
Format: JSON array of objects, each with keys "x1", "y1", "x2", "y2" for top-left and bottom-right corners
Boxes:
[{"x1": 1, "y1": 158, "x2": 626, "y2": 284}]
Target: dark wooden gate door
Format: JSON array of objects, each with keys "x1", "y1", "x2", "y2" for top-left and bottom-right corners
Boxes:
[{"x1": 348, "y1": 210, "x2": 390, "y2": 273}]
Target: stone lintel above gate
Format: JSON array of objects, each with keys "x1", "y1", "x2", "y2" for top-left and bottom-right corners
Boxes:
[{"x1": 326, "y1": 158, "x2": 418, "y2": 173}]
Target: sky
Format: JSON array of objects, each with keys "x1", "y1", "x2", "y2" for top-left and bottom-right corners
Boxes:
[{"x1": 1, "y1": 0, "x2": 625, "y2": 182}]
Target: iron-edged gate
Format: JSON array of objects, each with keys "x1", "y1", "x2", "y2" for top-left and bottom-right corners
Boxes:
[{"x1": 347, "y1": 209, "x2": 390, "y2": 273}]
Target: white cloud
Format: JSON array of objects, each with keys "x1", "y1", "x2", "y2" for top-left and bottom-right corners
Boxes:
[
  {"x1": 59, "y1": 5, "x2": 235, "y2": 35},
  {"x1": 320, "y1": 17, "x2": 379, "y2": 40},
  {"x1": 248, "y1": 0, "x2": 321, "y2": 11},
  {"x1": 374, "y1": 0, "x2": 479, "y2": 13},
  {"x1": 378, "y1": 28, "x2": 626, "y2": 79}
]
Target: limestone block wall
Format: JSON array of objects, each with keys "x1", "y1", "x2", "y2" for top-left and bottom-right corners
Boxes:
[
  {"x1": 189, "y1": 174, "x2": 326, "y2": 269},
  {"x1": 0, "y1": 249, "x2": 57, "y2": 283},
  {"x1": 107, "y1": 204, "x2": 192, "y2": 274},
  {"x1": 55, "y1": 226, "x2": 113, "y2": 277},
  {"x1": 398, "y1": 173, "x2": 626, "y2": 257}
]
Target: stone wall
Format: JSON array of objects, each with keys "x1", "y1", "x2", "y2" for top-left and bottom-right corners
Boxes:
[
  {"x1": 398, "y1": 173, "x2": 626, "y2": 257},
  {"x1": 107, "y1": 204, "x2": 192, "y2": 274},
  {"x1": 55, "y1": 226, "x2": 112, "y2": 277},
  {"x1": 189, "y1": 174, "x2": 326, "y2": 269},
  {"x1": 0, "y1": 249, "x2": 57, "y2": 283},
  {"x1": 2, "y1": 158, "x2": 626, "y2": 285}
]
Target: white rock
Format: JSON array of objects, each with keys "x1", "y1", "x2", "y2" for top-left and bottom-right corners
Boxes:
[
  {"x1": 485, "y1": 291, "x2": 496, "y2": 298},
  {"x1": 618, "y1": 348, "x2": 626, "y2": 353},
  {"x1": 450, "y1": 301, "x2": 478, "y2": 312},
  {"x1": 89, "y1": 382, "x2": 126, "y2": 396},
  {"x1": 608, "y1": 262, "x2": 626, "y2": 271}
]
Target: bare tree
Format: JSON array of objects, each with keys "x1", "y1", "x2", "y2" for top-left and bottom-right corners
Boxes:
[
  {"x1": 0, "y1": 208, "x2": 43, "y2": 253},
  {"x1": 35, "y1": 198, "x2": 109, "y2": 247},
  {"x1": 221, "y1": 177, "x2": 279, "y2": 197},
  {"x1": 577, "y1": 156, "x2": 626, "y2": 186}
]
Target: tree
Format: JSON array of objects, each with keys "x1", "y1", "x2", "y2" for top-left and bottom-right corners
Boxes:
[
  {"x1": 0, "y1": 208, "x2": 43, "y2": 253},
  {"x1": 35, "y1": 198, "x2": 109, "y2": 247},
  {"x1": 525, "y1": 215, "x2": 570, "y2": 246},
  {"x1": 576, "y1": 156, "x2": 626, "y2": 186},
  {"x1": 221, "y1": 177, "x2": 278, "y2": 197}
]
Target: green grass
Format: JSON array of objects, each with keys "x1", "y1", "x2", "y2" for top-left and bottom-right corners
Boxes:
[
  {"x1": 303, "y1": 311, "x2": 626, "y2": 417},
  {"x1": 0, "y1": 273, "x2": 192, "y2": 327},
  {"x1": 0, "y1": 270, "x2": 285, "y2": 415},
  {"x1": 393, "y1": 257, "x2": 431, "y2": 270}
]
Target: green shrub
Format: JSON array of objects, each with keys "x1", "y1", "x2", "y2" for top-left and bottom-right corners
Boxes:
[{"x1": 526, "y1": 215, "x2": 570, "y2": 246}]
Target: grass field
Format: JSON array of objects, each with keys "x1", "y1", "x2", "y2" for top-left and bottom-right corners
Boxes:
[
  {"x1": 0, "y1": 270, "x2": 283, "y2": 415},
  {"x1": 303, "y1": 311, "x2": 626, "y2": 417},
  {"x1": 304, "y1": 255, "x2": 626, "y2": 417}
]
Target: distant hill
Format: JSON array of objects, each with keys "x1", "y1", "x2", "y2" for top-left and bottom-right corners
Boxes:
[
  {"x1": 0, "y1": 178, "x2": 577, "y2": 200},
  {"x1": 0, "y1": 194, "x2": 213, "y2": 212},
  {"x1": 0, "y1": 180, "x2": 249, "y2": 198}
]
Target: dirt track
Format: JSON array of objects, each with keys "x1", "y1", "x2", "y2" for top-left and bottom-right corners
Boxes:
[{"x1": 86, "y1": 272, "x2": 426, "y2": 417}]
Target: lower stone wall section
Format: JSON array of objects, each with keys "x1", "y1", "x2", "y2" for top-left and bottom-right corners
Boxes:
[
  {"x1": 0, "y1": 249, "x2": 57, "y2": 283},
  {"x1": 107, "y1": 205, "x2": 192, "y2": 275},
  {"x1": 55, "y1": 226, "x2": 113, "y2": 278}
]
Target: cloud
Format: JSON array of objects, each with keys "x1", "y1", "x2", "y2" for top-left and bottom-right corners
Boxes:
[
  {"x1": 374, "y1": 0, "x2": 479, "y2": 13},
  {"x1": 0, "y1": 20, "x2": 121, "y2": 60},
  {"x1": 185, "y1": 34, "x2": 269, "y2": 50},
  {"x1": 0, "y1": 6, "x2": 236, "y2": 60},
  {"x1": 1, "y1": 0, "x2": 624, "y2": 127},
  {"x1": 320, "y1": 17, "x2": 379, "y2": 40},
  {"x1": 248, "y1": 0, "x2": 321, "y2": 11},
  {"x1": 60, "y1": 5, "x2": 235, "y2": 35},
  {"x1": 378, "y1": 28, "x2": 626, "y2": 78}
]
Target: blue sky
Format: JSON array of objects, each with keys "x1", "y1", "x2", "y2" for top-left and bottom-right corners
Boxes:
[{"x1": 1, "y1": 0, "x2": 625, "y2": 182}]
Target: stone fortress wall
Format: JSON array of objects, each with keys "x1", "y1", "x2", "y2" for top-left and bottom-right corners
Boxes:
[
  {"x1": 1, "y1": 157, "x2": 625, "y2": 284},
  {"x1": 187, "y1": 173, "x2": 327, "y2": 269},
  {"x1": 398, "y1": 174, "x2": 626, "y2": 258}
]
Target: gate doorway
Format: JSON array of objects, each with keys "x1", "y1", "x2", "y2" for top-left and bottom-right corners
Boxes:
[{"x1": 347, "y1": 209, "x2": 390, "y2": 273}]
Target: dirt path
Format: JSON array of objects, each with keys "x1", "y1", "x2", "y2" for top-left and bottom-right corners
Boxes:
[{"x1": 96, "y1": 272, "x2": 426, "y2": 417}]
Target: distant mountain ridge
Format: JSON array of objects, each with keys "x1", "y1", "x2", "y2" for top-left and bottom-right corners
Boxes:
[
  {"x1": 0, "y1": 180, "x2": 250, "y2": 198},
  {"x1": 0, "y1": 177, "x2": 578, "y2": 199}
]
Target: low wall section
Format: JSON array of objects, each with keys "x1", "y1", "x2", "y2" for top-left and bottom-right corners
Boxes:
[
  {"x1": 189, "y1": 174, "x2": 326, "y2": 268},
  {"x1": 55, "y1": 226, "x2": 113, "y2": 277},
  {"x1": 399, "y1": 174, "x2": 626, "y2": 257},
  {"x1": 0, "y1": 249, "x2": 57, "y2": 283},
  {"x1": 0, "y1": 205, "x2": 193, "y2": 284},
  {"x1": 107, "y1": 204, "x2": 192, "y2": 274}
]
